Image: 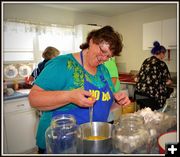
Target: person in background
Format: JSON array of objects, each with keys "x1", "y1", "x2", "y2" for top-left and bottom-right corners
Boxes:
[
  {"x1": 28, "y1": 25, "x2": 131, "y2": 153},
  {"x1": 104, "y1": 57, "x2": 122, "y2": 122},
  {"x1": 134, "y1": 41, "x2": 173, "y2": 111},
  {"x1": 27, "y1": 46, "x2": 60, "y2": 84},
  {"x1": 104, "y1": 57, "x2": 121, "y2": 92}
]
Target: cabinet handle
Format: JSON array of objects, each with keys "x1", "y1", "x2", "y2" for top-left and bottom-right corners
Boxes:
[
  {"x1": 148, "y1": 47, "x2": 153, "y2": 48},
  {"x1": 17, "y1": 104, "x2": 25, "y2": 107}
]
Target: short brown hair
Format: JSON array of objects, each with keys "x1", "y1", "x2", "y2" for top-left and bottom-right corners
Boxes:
[
  {"x1": 42, "y1": 46, "x2": 60, "y2": 60},
  {"x1": 80, "y1": 26, "x2": 123, "y2": 56}
]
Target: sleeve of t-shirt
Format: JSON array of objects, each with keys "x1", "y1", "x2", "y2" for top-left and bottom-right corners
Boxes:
[
  {"x1": 104, "y1": 59, "x2": 119, "y2": 78},
  {"x1": 100, "y1": 64, "x2": 115, "y2": 93},
  {"x1": 34, "y1": 57, "x2": 68, "y2": 90}
]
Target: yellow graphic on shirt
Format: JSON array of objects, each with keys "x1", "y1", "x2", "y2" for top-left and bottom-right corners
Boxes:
[
  {"x1": 102, "y1": 92, "x2": 111, "y2": 101},
  {"x1": 89, "y1": 90, "x2": 111, "y2": 101},
  {"x1": 89, "y1": 90, "x2": 100, "y2": 100}
]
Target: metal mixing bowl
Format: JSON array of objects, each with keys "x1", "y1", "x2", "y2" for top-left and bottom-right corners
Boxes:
[{"x1": 77, "y1": 122, "x2": 113, "y2": 154}]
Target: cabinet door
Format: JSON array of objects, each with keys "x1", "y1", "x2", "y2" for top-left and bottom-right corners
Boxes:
[
  {"x1": 162, "y1": 18, "x2": 177, "y2": 49},
  {"x1": 81, "y1": 25, "x2": 101, "y2": 42},
  {"x1": 4, "y1": 110, "x2": 37, "y2": 153},
  {"x1": 4, "y1": 98, "x2": 38, "y2": 153},
  {"x1": 74, "y1": 25, "x2": 101, "y2": 52},
  {"x1": 143, "y1": 21, "x2": 162, "y2": 50}
]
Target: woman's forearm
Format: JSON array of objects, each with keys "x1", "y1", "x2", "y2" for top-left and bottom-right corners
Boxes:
[
  {"x1": 28, "y1": 85, "x2": 96, "y2": 111},
  {"x1": 28, "y1": 85, "x2": 71, "y2": 110}
]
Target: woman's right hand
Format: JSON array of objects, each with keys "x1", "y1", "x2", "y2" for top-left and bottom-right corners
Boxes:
[
  {"x1": 69, "y1": 88, "x2": 96, "y2": 108},
  {"x1": 166, "y1": 79, "x2": 172, "y2": 85}
]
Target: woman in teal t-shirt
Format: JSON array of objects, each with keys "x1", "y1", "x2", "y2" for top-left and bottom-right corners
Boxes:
[{"x1": 28, "y1": 25, "x2": 130, "y2": 153}]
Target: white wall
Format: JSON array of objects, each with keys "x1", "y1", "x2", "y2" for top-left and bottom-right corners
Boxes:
[
  {"x1": 3, "y1": 3, "x2": 178, "y2": 73},
  {"x1": 3, "y1": 4, "x2": 109, "y2": 26},
  {"x1": 111, "y1": 4, "x2": 177, "y2": 72}
]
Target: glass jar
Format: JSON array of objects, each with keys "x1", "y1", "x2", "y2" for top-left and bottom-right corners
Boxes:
[
  {"x1": 112, "y1": 113, "x2": 150, "y2": 154},
  {"x1": 165, "y1": 97, "x2": 177, "y2": 116},
  {"x1": 45, "y1": 114, "x2": 78, "y2": 154}
]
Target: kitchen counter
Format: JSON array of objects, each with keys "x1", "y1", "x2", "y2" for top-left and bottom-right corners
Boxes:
[
  {"x1": 4, "y1": 89, "x2": 30, "y2": 101},
  {"x1": 119, "y1": 73, "x2": 177, "y2": 87},
  {"x1": 119, "y1": 73, "x2": 136, "y2": 84},
  {"x1": 118, "y1": 73, "x2": 136, "y2": 98}
]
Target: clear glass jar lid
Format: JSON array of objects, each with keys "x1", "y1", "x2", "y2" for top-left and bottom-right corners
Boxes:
[{"x1": 51, "y1": 114, "x2": 76, "y2": 128}]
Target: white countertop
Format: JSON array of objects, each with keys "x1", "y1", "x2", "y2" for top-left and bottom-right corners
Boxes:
[
  {"x1": 16, "y1": 89, "x2": 31, "y2": 94},
  {"x1": 4, "y1": 89, "x2": 31, "y2": 101}
]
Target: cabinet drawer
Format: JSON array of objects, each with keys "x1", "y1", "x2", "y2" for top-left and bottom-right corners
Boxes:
[{"x1": 4, "y1": 98, "x2": 33, "y2": 113}]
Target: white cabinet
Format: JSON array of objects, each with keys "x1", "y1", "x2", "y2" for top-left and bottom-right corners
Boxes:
[
  {"x1": 74, "y1": 24, "x2": 101, "y2": 52},
  {"x1": 3, "y1": 97, "x2": 39, "y2": 154},
  {"x1": 162, "y1": 18, "x2": 177, "y2": 49},
  {"x1": 4, "y1": 32, "x2": 34, "y2": 51},
  {"x1": 143, "y1": 18, "x2": 177, "y2": 50},
  {"x1": 143, "y1": 21, "x2": 162, "y2": 50}
]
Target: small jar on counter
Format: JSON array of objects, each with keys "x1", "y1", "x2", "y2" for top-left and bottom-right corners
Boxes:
[
  {"x1": 112, "y1": 113, "x2": 151, "y2": 154},
  {"x1": 13, "y1": 80, "x2": 19, "y2": 90}
]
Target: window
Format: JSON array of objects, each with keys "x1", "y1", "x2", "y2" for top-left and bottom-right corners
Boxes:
[
  {"x1": 38, "y1": 25, "x2": 75, "y2": 55},
  {"x1": 3, "y1": 21, "x2": 75, "y2": 62}
]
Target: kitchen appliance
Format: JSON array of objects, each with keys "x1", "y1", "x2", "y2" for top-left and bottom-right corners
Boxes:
[{"x1": 77, "y1": 122, "x2": 113, "y2": 154}]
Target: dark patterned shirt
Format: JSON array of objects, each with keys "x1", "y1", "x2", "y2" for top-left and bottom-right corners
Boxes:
[{"x1": 135, "y1": 56, "x2": 171, "y2": 107}]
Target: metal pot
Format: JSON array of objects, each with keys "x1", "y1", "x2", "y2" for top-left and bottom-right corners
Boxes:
[{"x1": 77, "y1": 122, "x2": 113, "y2": 154}]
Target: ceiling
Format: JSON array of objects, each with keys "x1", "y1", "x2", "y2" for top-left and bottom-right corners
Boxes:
[{"x1": 39, "y1": 3, "x2": 163, "y2": 17}]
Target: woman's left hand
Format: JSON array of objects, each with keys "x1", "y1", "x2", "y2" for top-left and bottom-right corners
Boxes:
[{"x1": 113, "y1": 92, "x2": 131, "y2": 106}]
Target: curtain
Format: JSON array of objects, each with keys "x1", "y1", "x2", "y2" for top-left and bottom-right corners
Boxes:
[{"x1": 3, "y1": 21, "x2": 75, "y2": 54}]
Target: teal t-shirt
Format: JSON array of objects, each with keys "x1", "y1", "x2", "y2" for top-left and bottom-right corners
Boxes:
[
  {"x1": 34, "y1": 53, "x2": 115, "y2": 149},
  {"x1": 104, "y1": 57, "x2": 121, "y2": 92}
]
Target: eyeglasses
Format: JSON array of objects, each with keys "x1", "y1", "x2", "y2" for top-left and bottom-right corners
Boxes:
[{"x1": 98, "y1": 43, "x2": 112, "y2": 59}]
